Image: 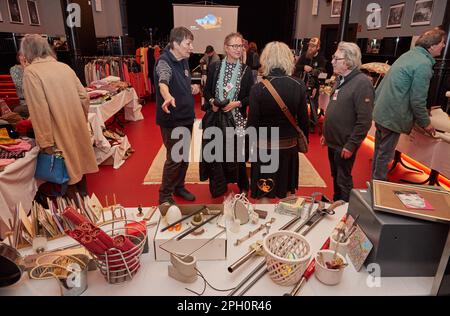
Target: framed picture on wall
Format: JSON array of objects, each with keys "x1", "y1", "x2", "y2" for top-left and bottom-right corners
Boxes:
[
  {"x1": 27, "y1": 0, "x2": 40, "y2": 25},
  {"x1": 387, "y1": 3, "x2": 405, "y2": 28},
  {"x1": 331, "y1": 0, "x2": 342, "y2": 18},
  {"x1": 411, "y1": 0, "x2": 433, "y2": 26},
  {"x1": 7, "y1": 0, "x2": 24, "y2": 24}
]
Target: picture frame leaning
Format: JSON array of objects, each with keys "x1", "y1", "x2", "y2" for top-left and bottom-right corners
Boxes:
[
  {"x1": 411, "y1": 0, "x2": 433, "y2": 26},
  {"x1": 387, "y1": 2, "x2": 405, "y2": 28},
  {"x1": 27, "y1": 0, "x2": 40, "y2": 26},
  {"x1": 7, "y1": 0, "x2": 24, "y2": 24}
]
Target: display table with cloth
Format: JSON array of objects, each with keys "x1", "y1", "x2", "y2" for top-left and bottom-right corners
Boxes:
[
  {"x1": 0, "y1": 204, "x2": 436, "y2": 296},
  {"x1": 89, "y1": 88, "x2": 143, "y2": 126},
  {"x1": 88, "y1": 88, "x2": 141, "y2": 168},
  {"x1": 368, "y1": 114, "x2": 450, "y2": 185},
  {"x1": 395, "y1": 127, "x2": 450, "y2": 183},
  {"x1": 0, "y1": 146, "x2": 39, "y2": 236}
]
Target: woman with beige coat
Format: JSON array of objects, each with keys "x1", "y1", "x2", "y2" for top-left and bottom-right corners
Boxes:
[{"x1": 21, "y1": 34, "x2": 98, "y2": 195}]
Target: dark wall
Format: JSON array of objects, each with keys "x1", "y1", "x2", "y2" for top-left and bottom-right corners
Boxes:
[{"x1": 126, "y1": 0, "x2": 297, "y2": 51}]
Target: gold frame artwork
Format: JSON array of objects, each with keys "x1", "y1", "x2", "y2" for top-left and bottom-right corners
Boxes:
[{"x1": 372, "y1": 180, "x2": 450, "y2": 224}]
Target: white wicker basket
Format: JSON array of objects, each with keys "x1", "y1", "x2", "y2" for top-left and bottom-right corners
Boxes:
[{"x1": 263, "y1": 231, "x2": 311, "y2": 286}]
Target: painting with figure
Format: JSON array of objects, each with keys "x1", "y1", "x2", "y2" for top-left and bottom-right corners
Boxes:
[
  {"x1": 411, "y1": 0, "x2": 433, "y2": 26},
  {"x1": 387, "y1": 3, "x2": 405, "y2": 28},
  {"x1": 7, "y1": 0, "x2": 23, "y2": 24},
  {"x1": 27, "y1": 0, "x2": 40, "y2": 25}
]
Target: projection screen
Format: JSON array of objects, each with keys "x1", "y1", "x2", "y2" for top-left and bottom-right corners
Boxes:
[{"x1": 173, "y1": 4, "x2": 239, "y2": 54}]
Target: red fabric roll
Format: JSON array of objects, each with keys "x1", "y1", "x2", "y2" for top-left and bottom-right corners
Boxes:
[{"x1": 63, "y1": 207, "x2": 91, "y2": 226}]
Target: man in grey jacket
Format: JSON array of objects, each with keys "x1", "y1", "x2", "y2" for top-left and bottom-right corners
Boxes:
[{"x1": 321, "y1": 42, "x2": 374, "y2": 202}]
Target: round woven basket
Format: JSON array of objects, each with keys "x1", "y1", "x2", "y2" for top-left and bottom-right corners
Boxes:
[{"x1": 263, "y1": 230, "x2": 311, "y2": 286}]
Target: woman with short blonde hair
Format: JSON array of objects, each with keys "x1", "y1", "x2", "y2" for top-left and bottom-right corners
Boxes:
[
  {"x1": 247, "y1": 41, "x2": 308, "y2": 201},
  {"x1": 259, "y1": 41, "x2": 295, "y2": 77}
]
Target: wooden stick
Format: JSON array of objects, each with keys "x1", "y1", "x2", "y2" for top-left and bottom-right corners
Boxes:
[
  {"x1": 176, "y1": 212, "x2": 221, "y2": 241},
  {"x1": 8, "y1": 218, "x2": 15, "y2": 246},
  {"x1": 160, "y1": 205, "x2": 207, "y2": 233},
  {"x1": 105, "y1": 195, "x2": 109, "y2": 208},
  {"x1": 144, "y1": 207, "x2": 158, "y2": 222},
  {"x1": 113, "y1": 194, "x2": 117, "y2": 207}
]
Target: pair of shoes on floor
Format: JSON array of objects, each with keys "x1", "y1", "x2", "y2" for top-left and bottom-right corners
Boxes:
[
  {"x1": 174, "y1": 188, "x2": 196, "y2": 201},
  {"x1": 123, "y1": 148, "x2": 135, "y2": 160}
]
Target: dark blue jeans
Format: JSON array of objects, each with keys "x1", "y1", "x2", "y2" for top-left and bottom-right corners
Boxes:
[
  {"x1": 328, "y1": 147, "x2": 357, "y2": 202},
  {"x1": 372, "y1": 123, "x2": 400, "y2": 181}
]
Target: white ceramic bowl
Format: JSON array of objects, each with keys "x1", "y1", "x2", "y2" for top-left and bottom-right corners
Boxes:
[{"x1": 315, "y1": 250, "x2": 346, "y2": 286}]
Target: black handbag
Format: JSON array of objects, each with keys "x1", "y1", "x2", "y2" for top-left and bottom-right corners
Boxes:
[{"x1": 262, "y1": 80, "x2": 308, "y2": 153}]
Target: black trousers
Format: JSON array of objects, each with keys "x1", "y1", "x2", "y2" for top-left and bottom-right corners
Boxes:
[
  {"x1": 328, "y1": 147, "x2": 357, "y2": 202},
  {"x1": 159, "y1": 125, "x2": 193, "y2": 201}
]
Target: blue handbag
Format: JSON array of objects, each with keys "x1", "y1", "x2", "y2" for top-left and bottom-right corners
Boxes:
[{"x1": 35, "y1": 153, "x2": 70, "y2": 184}]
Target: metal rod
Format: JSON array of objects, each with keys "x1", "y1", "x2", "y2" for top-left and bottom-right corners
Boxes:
[
  {"x1": 227, "y1": 213, "x2": 303, "y2": 274},
  {"x1": 237, "y1": 266, "x2": 268, "y2": 296},
  {"x1": 228, "y1": 260, "x2": 266, "y2": 296},
  {"x1": 160, "y1": 205, "x2": 207, "y2": 232},
  {"x1": 176, "y1": 212, "x2": 221, "y2": 241},
  {"x1": 228, "y1": 247, "x2": 260, "y2": 273}
]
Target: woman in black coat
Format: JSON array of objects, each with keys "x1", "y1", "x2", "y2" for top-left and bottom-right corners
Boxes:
[
  {"x1": 247, "y1": 41, "x2": 309, "y2": 202},
  {"x1": 200, "y1": 32, "x2": 254, "y2": 198}
]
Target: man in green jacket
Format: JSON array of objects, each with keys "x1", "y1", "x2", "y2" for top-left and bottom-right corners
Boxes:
[{"x1": 372, "y1": 28, "x2": 446, "y2": 181}]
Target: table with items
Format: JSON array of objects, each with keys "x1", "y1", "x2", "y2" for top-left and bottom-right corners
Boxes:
[{"x1": 0, "y1": 197, "x2": 437, "y2": 296}]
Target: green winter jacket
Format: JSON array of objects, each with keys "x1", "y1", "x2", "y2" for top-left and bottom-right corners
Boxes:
[{"x1": 373, "y1": 46, "x2": 434, "y2": 134}]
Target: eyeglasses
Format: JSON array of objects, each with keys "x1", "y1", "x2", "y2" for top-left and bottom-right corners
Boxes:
[
  {"x1": 332, "y1": 55, "x2": 345, "y2": 61},
  {"x1": 227, "y1": 44, "x2": 244, "y2": 49}
]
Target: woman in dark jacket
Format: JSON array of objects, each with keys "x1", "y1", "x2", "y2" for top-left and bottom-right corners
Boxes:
[
  {"x1": 200, "y1": 32, "x2": 254, "y2": 198},
  {"x1": 247, "y1": 41, "x2": 309, "y2": 202}
]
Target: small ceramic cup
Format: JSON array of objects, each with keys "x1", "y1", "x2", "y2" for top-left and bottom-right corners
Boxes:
[
  {"x1": 315, "y1": 250, "x2": 347, "y2": 286},
  {"x1": 329, "y1": 232, "x2": 350, "y2": 257}
]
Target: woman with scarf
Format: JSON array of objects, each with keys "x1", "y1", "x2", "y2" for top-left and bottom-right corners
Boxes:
[{"x1": 200, "y1": 32, "x2": 254, "y2": 198}]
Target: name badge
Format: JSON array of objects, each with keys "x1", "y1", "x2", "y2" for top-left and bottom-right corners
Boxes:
[
  {"x1": 185, "y1": 70, "x2": 189, "y2": 77},
  {"x1": 225, "y1": 83, "x2": 234, "y2": 93},
  {"x1": 332, "y1": 89, "x2": 339, "y2": 101}
]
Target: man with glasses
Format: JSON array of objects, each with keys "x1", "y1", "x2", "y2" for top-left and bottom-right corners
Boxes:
[
  {"x1": 294, "y1": 37, "x2": 328, "y2": 132},
  {"x1": 372, "y1": 28, "x2": 446, "y2": 181},
  {"x1": 321, "y1": 42, "x2": 374, "y2": 202}
]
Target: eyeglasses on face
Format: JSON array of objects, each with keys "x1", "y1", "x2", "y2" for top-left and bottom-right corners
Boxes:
[
  {"x1": 227, "y1": 44, "x2": 244, "y2": 49},
  {"x1": 332, "y1": 55, "x2": 345, "y2": 61}
]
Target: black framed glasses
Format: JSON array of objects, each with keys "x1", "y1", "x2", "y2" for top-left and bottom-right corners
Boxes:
[
  {"x1": 332, "y1": 55, "x2": 345, "y2": 61},
  {"x1": 227, "y1": 44, "x2": 244, "y2": 49}
]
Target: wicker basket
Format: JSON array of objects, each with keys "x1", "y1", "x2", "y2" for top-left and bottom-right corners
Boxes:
[{"x1": 263, "y1": 231, "x2": 311, "y2": 286}]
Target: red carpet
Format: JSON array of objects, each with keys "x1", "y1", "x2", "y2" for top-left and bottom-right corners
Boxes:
[{"x1": 86, "y1": 101, "x2": 443, "y2": 207}]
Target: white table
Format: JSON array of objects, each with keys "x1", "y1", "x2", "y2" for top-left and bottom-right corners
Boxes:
[
  {"x1": 396, "y1": 128, "x2": 450, "y2": 179},
  {"x1": 0, "y1": 204, "x2": 434, "y2": 296},
  {"x1": 89, "y1": 88, "x2": 143, "y2": 127}
]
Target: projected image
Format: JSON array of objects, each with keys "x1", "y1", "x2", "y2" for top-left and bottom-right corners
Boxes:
[{"x1": 195, "y1": 14, "x2": 222, "y2": 30}]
